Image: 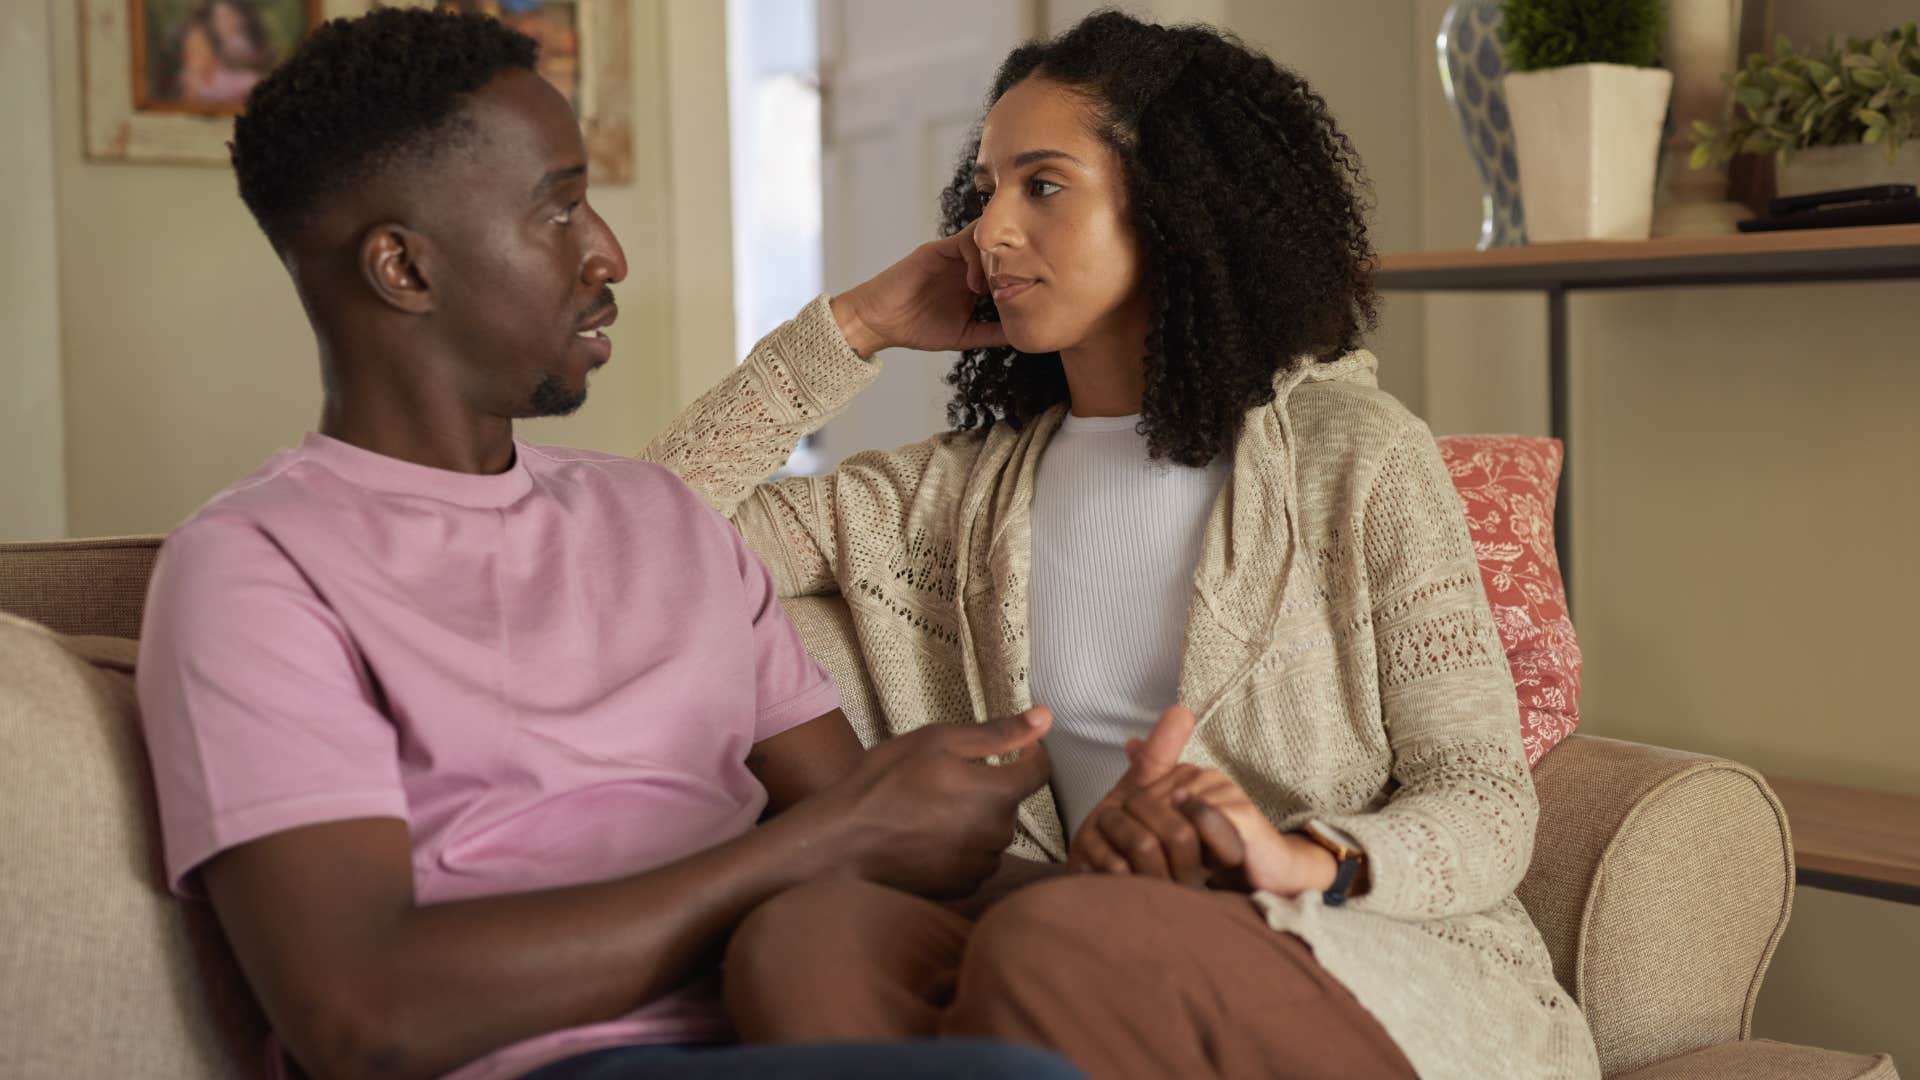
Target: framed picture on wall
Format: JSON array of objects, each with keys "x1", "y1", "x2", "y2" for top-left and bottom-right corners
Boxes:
[
  {"x1": 428, "y1": 0, "x2": 634, "y2": 184},
  {"x1": 130, "y1": 0, "x2": 321, "y2": 115},
  {"x1": 82, "y1": 0, "x2": 632, "y2": 182},
  {"x1": 83, "y1": 0, "x2": 363, "y2": 164}
]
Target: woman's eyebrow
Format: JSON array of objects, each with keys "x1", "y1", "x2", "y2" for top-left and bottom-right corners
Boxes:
[{"x1": 972, "y1": 148, "x2": 1087, "y2": 179}]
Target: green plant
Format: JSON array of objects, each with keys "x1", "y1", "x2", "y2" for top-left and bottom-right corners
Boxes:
[
  {"x1": 1499, "y1": 0, "x2": 1665, "y2": 73},
  {"x1": 1691, "y1": 23, "x2": 1920, "y2": 167}
]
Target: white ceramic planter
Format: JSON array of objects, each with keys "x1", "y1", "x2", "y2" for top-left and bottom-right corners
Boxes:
[
  {"x1": 1505, "y1": 64, "x2": 1674, "y2": 242},
  {"x1": 1776, "y1": 142, "x2": 1920, "y2": 197}
]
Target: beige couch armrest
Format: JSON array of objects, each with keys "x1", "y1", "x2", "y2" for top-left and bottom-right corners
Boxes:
[{"x1": 1520, "y1": 734, "x2": 1795, "y2": 1076}]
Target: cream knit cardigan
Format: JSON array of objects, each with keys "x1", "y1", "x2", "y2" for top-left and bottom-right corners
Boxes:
[{"x1": 643, "y1": 297, "x2": 1602, "y2": 1079}]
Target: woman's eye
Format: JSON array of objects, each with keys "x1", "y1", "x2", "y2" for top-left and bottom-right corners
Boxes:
[{"x1": 1028, "y1": 179, "x2": 1062, "y2": 197}]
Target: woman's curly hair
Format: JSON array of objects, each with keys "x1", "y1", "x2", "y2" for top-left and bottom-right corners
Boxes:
[{"x1": 938, "y1": 11, "x2": 1378, "y2": 466}]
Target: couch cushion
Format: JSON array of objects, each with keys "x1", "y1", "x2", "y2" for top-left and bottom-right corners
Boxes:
[
  {"x1": 0, "y1": 536, "x2": 164, "y2": 639},
  {"x1": 1436, "y1": 435, "x2": 1580, "y2": 765},
  {"x1": 0, "y1": 612, "x2": 263, "y2": 1078},
  {"x1": 1610, "y1": 1038, "x2": 1898, "y2": 1080}
]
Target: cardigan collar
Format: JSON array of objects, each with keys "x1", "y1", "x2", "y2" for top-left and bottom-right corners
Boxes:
[{"x1": 966, "y1": 349, "x2": 1381, "y2": 715}]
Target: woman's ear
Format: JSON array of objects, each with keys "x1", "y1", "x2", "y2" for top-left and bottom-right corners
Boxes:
[{"x1": 359, "y1": 223, "x2": 435, "y2": 314}]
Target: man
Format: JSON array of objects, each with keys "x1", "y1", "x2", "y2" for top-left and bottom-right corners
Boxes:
[{"x1": 136, "y1": 10, "x2": 1076, "y2": 1080}]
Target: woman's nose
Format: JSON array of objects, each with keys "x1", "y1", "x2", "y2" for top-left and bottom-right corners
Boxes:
[{"x1": 974, "y1": 193, "x2": 1022, "y2": 253}]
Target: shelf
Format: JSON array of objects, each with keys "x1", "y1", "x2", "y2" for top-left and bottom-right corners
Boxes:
[
  {"x1": 1766, "y1": 776, "x2": 1920, "y2": 905},
  {"x1": 1375, "y1": 224, "x2": 1920, "y2": 292}
]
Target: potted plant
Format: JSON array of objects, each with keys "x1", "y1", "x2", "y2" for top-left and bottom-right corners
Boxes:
[
  {"x1": 1500, "y1": 0, "x2": 1673, "y2": 242},
  {"x1": 1690, "y1": 23, "x2": 1920, "y2": 197}
]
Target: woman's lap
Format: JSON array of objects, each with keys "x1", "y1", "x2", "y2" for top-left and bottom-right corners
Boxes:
[{"x1": 726, "y1": 874, "x2": 1417, "y2": 1080}]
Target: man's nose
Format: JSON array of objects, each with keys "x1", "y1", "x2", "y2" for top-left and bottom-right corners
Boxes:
[{"x1": 584, "y1": 217, "x2": 627, "y2": 286}]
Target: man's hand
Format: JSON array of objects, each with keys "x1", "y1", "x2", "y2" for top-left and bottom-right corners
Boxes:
[
  {"x1": 810, "y1": 706, "x2": 1054, "y2": 899},
  {"x1": 829, "y1": 222, "x2": 1009, "y2": 358}
]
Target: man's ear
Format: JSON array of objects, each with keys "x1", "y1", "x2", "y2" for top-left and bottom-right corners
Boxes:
[{"x1": 359, "y1": 223, "x2": 435, "y2": 314}]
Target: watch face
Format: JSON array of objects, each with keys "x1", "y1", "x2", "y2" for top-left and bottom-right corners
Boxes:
[{"x1": 1308, "y1": 820, "x2": 1362, "y2": 856}]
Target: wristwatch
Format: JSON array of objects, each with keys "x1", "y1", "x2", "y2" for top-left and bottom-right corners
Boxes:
[{"x1": 1300, "y1": 819, "x2": 1366, "y2": 907}]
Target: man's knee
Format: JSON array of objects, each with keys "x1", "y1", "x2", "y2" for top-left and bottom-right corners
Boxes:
[
  {"x1": 725, "y1": 876, "x2": 882, "y2": 975},
  {"x1": 966, "y1": 875, "x2": 1160, "y2": 983}
]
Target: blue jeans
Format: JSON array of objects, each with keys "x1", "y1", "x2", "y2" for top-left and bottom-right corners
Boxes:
[{"x1": 520, "y1": 1039, "x2": 1086, "y2": 1080}]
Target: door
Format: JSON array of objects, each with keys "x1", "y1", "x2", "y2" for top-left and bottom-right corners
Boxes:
[{"x1": 812, "y1": 0, "x2": 1037, "y2": 468}]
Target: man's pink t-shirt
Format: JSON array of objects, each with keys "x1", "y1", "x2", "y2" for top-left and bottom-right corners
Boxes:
[{"x1": 136, "y1": 434, "x2": 841, "y2": 1080}]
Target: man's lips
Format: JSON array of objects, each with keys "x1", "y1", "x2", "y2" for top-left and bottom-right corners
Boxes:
[
  {"x1": 575, "y1": 301, "x2": 618, "y2": 335},
  {"x1": 573, "y1": 300, "x2": 617, "y2": 366},
  {"x1": 988, "y1": 274, "x2": 1037, "y2": 302}
]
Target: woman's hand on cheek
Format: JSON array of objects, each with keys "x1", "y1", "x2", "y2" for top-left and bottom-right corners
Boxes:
[{"x1": 830, "y1": 221, "x2": 1009, "y2": 357}]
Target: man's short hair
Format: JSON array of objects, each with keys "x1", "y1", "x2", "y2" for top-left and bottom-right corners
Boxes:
[{"x1": 230, "y1": 7, "x2": 538, "y2": 249}]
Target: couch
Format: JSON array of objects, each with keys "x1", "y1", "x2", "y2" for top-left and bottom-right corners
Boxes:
[{"x1": 0, "y1": 535, "x2": 1901, "y2": 1079}]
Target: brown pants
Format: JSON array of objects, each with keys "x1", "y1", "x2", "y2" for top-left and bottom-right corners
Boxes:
[{"x1": 723, "y1": 874, "x2": 1417, "y2": 1080}]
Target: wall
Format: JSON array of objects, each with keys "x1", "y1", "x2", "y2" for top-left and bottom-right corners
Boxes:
[
  {"x1": 1221, "y1": 0, "x2": 1428, "y2": 413},
  {"x1": 22, "y1": 0, "x2": 727, "y2": 540},
  {"x1": 1410, "y1": 0, "x2": 1919, "y2": 1067},
  {"x1": 8, "y1": 0, "x2": 1914, "y2": 1065},
  {"x1": 0, "y1": 0, "x2": 67, "y2": 541}
]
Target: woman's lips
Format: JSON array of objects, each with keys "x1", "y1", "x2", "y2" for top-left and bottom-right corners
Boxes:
[{"x1": 990, "y1": 276, "x2": 1037, "y2": 302}]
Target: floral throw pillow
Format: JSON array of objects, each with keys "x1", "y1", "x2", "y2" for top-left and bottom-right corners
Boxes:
[{"x1": 1435, "y1": 435, "x2": 1580, "y2": 766}]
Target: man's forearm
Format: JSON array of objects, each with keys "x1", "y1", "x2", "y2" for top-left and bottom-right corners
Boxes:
[{"x1": 226, "y1": 803, "x2": 851, "y2": 1080}]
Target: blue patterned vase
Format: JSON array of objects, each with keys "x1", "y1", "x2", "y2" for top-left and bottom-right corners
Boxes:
[{"x1": 1438, "y1": 1, "x2": 1526, "y2": 248}]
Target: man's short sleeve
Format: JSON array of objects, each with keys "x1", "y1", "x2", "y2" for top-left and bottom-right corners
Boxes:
[
  {"x1": 136, "y1": 516, "x2": 409, "y2": 896},
  {"x1": 723, "y1": 520, "x2": 840, "y2": 744}
]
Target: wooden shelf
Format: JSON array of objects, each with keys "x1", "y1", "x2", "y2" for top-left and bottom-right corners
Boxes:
[
  {"x1": 1375, "y1": 224, "x2": 1920, "y2": 292},
  {"x1": 1766, "y1": 776, "x2": 1920, "y2": 905}
]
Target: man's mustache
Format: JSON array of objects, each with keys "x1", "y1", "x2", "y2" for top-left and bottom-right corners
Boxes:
[{"x1": 576, "y1": 288, "x2": 616, "y2": 327}]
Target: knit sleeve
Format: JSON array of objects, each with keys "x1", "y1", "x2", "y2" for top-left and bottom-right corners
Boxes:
[
  {"x1": 639, "y1": 295, "x2": 882, "y2": 598},
  {"x1": 1314, "y1": 424, "x2": 1538, "y2": 921}
]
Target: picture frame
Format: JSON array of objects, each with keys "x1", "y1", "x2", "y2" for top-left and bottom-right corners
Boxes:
[
  {"x1": 82, "y1": 0, "x2": 633, "y2": 183},
  {"x1": 83, "y1": 0, "x2": 362, "y2": 164},
  {"x1": 427, "y1": 1, "x2": 634, "y2": 184}
]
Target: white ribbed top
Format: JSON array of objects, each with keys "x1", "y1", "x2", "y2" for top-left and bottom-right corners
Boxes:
[{"x1": 1029, "y1": 412, "x2": 1230, "y2": 835}]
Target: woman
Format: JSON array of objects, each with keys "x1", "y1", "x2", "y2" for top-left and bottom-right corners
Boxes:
[{"x1": 645, "y1": 12, "x2": 1600, "y2": 1080}]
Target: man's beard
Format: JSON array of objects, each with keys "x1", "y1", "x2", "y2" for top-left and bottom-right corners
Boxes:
[{"x1": 529, "y1": 372, "x2": 587, "y2": 417}]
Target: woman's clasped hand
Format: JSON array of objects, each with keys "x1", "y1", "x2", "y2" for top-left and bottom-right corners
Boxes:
[{"x1": 1064, "y1": 705, "x2": 1339, "y2": 899}]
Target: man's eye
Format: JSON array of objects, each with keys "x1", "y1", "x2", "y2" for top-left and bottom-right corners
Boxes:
[
  {"x1": 551, "y1": 201, "x2": 580, "y2": 225},
  {"x1": 1029, "y1": 179, "x2": 1062, "y2": 198}
]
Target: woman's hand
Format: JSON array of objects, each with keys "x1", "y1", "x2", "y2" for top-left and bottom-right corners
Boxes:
[
  {"x1": 1170, "y1": 772, "x2": 1340, "y2": 899},
  {"x1": 1064, "y1": 704, "x2": 1340, "y2": 898},
  {"x1": 829, "y1": 222, "x2": 1009, "y2": 358},
  {"x1": 1065, "y1": 705, "x2": 1200, "y2": 879}
]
